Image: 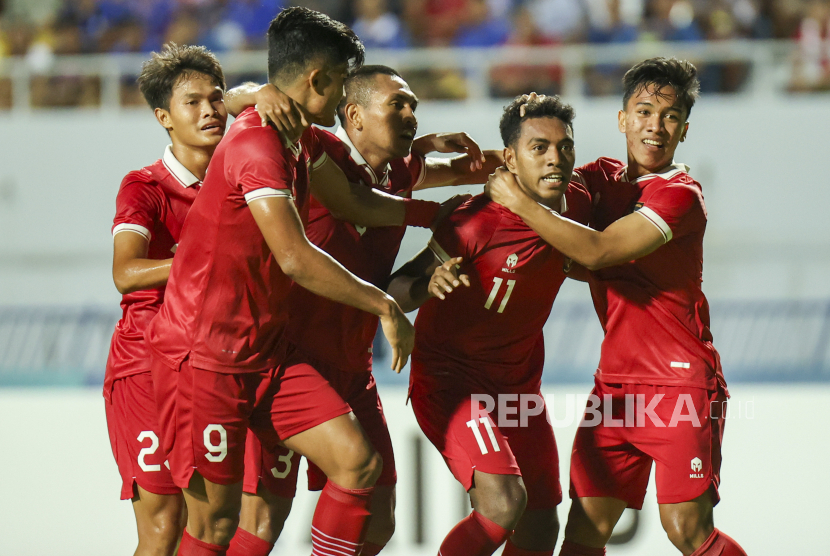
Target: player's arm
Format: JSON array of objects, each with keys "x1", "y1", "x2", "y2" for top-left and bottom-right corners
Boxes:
[
  {"x1": 248, "y1": 196, "x2": 414, "y2": 371},
  {"x1": 111, "y1": 232, "x2": 172, "y2": 294},
  {"x1": 387, "y1": 247, "x2": 470, "y2": 312},
  {"x1": 310, "y1": 156, "x2": 468, "y2": 228},
  {"x1": 486, "y1": 168, "x2": 664, "y2": 270},
  {"x1": 565, "y1": 260, "x2": 591, "y2": 282},
  {"x1": 224, "y1": 82, "x2": 307, "y2": 141},
  {"x1": 411, "y1": 132, "x2": 503, "y2": 190}
]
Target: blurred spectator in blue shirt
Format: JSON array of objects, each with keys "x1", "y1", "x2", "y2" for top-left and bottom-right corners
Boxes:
[
  {"x1": 454, "y1": 0, "x2": 511, "y2": 46},
  {"x1": 353, "y1": 0, "x2": 410, "y2": 48},
  {"x1": 523, "y1": 0, "x2": 587, "y2": 43}
]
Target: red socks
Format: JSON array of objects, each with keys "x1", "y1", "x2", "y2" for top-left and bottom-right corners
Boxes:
[
  {"x1": 360, "y1": 541, "x2": 385, "y2": 555},
  {"x1": 311, "y1": 481, "x2": 375, "y2": 556},
  {"x1": 177, "y1": 530, "x2": 227, "y2": 556},
  {"x1": 226, "y1": 527, "x2": 274, "y2": 556},
  {"x1": 501, "y1": 539, "x2": 554, "y2": 556},
  {"x1": 690, "y1": 529, "x2": 747, "y2": 556},
  {"x1": 438, "y1": 511, "x2": 512, "y2": 556},
  {"x1": 558, "y1": 540, "x2": 605, "y2": 556}
]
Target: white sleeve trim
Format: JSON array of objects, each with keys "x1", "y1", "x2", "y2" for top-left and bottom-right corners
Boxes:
[
  {"x1": 244, "y1": 187, "x2": 294, "y2": 204},
  {"x1": 311, "y1": 151, "x2": 329, "y2": 170},
  {"x1": 636, "y1": 206, "x2": 672, "y2": 243},
  {"x1": 412, "y1": 154, "x2": 428, "y2": 189},
  {"x1": 113, "y1": 223, "x2": 151, "y2": 241}
]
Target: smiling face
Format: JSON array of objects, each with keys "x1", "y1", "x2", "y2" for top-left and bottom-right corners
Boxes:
[
  {"x1": 158, "y1": 72, "x2": 227, "y2": 150},
  {"x1": 352, "y1": 74, "x2": 418, "y2": 160},
  {"x1": 619, "y1": 84, "x2": 688, "y2": 178},
  {"x1": 504, "y1": 116, "x2": 575, "y2": 209}
]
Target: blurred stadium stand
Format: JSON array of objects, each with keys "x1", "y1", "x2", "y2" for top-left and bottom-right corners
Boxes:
[{"x1": 3, "y1": 300, "x2": 828, "y2": 386}]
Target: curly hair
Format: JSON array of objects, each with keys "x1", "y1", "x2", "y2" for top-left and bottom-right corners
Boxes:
[
  {"x1": 499, "y1": 94, "x2": 575, "y2": 148},
  {"x1": 137, "y1": 43, "x2": 225, "y2": 111}
]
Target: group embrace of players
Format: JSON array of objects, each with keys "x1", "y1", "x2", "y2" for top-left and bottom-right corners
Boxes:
[{"x1": 104, "y1": 6, "x2": 747, "y2": 556}]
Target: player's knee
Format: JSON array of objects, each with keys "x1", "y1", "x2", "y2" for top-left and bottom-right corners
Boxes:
[
  {"x1": 661, "y1": 508, "x2": 713, "y2": 553},
  {"x1": 337, "y1": 442, "x2": 383, "y2": 488},
  {"x1": 564, "y1": 499, "x2": 616, "y2": 544},
  {"x1": 476, "y1": 478, "x2": 527, "y2": 529}
]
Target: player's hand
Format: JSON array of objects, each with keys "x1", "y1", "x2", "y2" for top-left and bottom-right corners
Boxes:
[
  {"x1": 519, "y1": 92, "x2": 546, "y2": 117},
  {"x1": 428, "y1": 257, "x2": 470, "y2": 300},
  {"x1": 425, "y1": 132, "x2": 486, "y2": 171},
  {"x1": 484, "y1": 167, "x2": 529, "y2": 213},
  {"x1": 254, "y1": 84, "x2": 309, "y2": 142},
  {"x1": 431, "y1": 194, "x2": 471, "y2": 231},
  {"x1": 379, "y1": 300, "x2": 415, "y2": 373}
]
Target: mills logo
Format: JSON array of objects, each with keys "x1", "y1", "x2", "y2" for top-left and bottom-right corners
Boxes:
[
  {"x1": 690, "y1": 457, "x2": 704, "y2": 479},
  {"x1": 506, "y1": 254, "x2": 518, "y2": 268}
]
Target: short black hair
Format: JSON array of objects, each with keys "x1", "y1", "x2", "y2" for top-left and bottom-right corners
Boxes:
[
  {"x1": 499, "y1": 95, "x2": 575, "y2": 148},
  {"x1": 138, "y1": 43, "x2": 225, "y2": 111},
  {"x1": 622, "y1": 57, "x2": 700, "y2": 118},
  {"x1": 337, "y1": 65, "x2": 404, "y2": 126},
  {"x1": 267, "y1": 7, "x2": 364, "y2": 86}
]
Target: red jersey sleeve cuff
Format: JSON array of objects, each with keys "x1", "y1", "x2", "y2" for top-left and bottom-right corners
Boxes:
[{"x1": 403, "y1": 198, "x2": 440, "y2": 228}]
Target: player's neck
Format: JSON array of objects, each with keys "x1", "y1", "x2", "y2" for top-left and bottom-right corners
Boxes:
[
  {"x1": 626, "y1": 156, "x2": 669, "y2": 181},
  {"x1": 349, "y1": 131, "x2": 391, "y2": 177},
  {"x1": 170, "y1": 141, "x2": 213, "y2": 181}
]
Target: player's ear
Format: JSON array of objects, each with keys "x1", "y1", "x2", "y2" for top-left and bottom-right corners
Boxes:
[
  {"x1": 503, "y1": 147, "x2": 517, "y2": 173},
  {"x1": 155, "y1": 107, "x2": 173, "y2": 131},
  {"x1": 345, "y1": 103, "x2": 361, "y2": 131},
  {"x1": 617, "y1": 109, "x2": 626, "y2": 133},
  {"x1": 680, "y1": 121, "x2": 689, "y2": 142},
  {"x1": 308, "y1": 68, "x2": 326, "y2": 96}
]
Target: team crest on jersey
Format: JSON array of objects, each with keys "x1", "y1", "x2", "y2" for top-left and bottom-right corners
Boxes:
[
  {"x1": 502, "y1": 253, "x2": 519, "y2": 273},
  {"x1": 632, "y1": 201, "x2": 644, "y2": 214},
  {"x1": 690, "y1": 457, "x2": 704, "y2": 479}
]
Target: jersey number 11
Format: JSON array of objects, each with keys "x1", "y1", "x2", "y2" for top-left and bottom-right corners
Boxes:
[{"x1": 484, "y1": 277, "x2": 516, "y2": 313}]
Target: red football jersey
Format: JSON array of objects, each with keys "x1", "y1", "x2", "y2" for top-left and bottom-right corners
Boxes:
[
  {"x1": 285, "y1": 127, "x2": 426, "y2": 373},
  {"x1": 411, "y1": 184, "x2": 592, "y2": 394},
  {"x1": 104, "y1": 146, "x2": 201, "y2": 399},
  {"x1": 574, "y1": 157, "x2": 725, "y2": 390},
  {"x1": 146, "y1": 108, "x2": 326, "y2": 374}
]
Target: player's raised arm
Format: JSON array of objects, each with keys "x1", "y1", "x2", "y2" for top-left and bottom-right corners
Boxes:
[
  {"x1": 487, "y1": 168, "x2": 664, "y2": 270},
  {"x1": 112, "y1": 232, "x2": 172, "y2": 294},
  {"x1": 248, "y1": 195, "x2": 414, "y2": 371},
  {"x1": 411, "y1": 132, "x2": 504, "y2": 190},
  {"x1": 224, "y1": 82, "x2": 308, "y2": 140}
]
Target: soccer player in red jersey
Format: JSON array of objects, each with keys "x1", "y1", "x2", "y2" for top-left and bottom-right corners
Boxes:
[
  {"x1": 486, "y1": 59, "x2": 746, "y2": 556},
  {"x1": 104, "y1": 44, "x2": 227, "y2": 556},
  {"x1": 387, "y1": 95, "x2": 592, "y2": 556},
  {"x1": 222, "y1": 65, "x2": 503, "y2": 556},
  {"x1": 144, "y1": 9, "x2": 443, "y2": 556}
]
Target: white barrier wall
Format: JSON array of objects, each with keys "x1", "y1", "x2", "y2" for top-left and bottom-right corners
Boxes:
[
  {"x1": 2, "y1": 96, "x2": 830, "y2": 306},
  {"x1": 0, "y1": 384, "x2": 826, "y2": 555}
]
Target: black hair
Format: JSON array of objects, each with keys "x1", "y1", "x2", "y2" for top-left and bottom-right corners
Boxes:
[
  {"x1": 267, "y1": 7, "x2": 365, "y2": 86},
  {"x1": 622, "y1": 57, "x2": 700, "y2": 118},
  {"x1": 138, "y1": 43, "x2": 225, "y2": 111},
  {"x1": 337, "y1": 65, "x2": 404, "y2": 126},
  {"x1": 499, "y1": 94, "x2": 575, "y2": 148}
]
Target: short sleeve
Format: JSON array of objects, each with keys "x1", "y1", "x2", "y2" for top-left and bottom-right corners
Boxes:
[
  {"x1": 224, "y1": 127, "x2": 296, "y2": 203},
  {"x1": 304, "y1": 126, "x2": 329, "y2": 170},
  {"x1": 405, "y1": 152, "x2": 427, "y2": 191},
  {"x1": 112, "y1": 178, "x2": 160, "y2": 240},
  {"x1": 637, "y1": 182, "x2": 706, "y2": 242}
]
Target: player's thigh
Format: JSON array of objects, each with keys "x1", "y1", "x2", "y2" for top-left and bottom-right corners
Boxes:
[
  {"x1": 646, "y1": 385, "x2": 726, "y2": 507},
  {"x1": 504, "y1": 397, "x2": 562, "y2": 510},
  {"x1": 410, "y1": 384, "x2": 520, "y2": 492},
  {"x1": 107, "y1": 373, "x2": 180, "y2": 500},
  {"x1": 569, "y1": 381, "x2": 652, "y2": 510},
  {"x1": 132, "y1": 485, "x2": 186, "y2": 543}
]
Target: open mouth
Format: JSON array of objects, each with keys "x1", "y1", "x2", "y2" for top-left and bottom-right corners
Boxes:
[
  {"x1": 643, "y1": 138, "x2": 664, "y2": 148},
  {"x1": 541, "y1": 173, "x2": 564, "y2": 185},
  {"x1": 201, "y1": 122, "x2": 224, "y2": 132},
  {"x1": 400, "y1": 129, "x2": 416, "y2": 140}
]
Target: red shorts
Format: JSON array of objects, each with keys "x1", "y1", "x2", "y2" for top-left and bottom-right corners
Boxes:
[
  {"x1": 150, "y1": 345, "x2": 351, "y2": 489},
  {"x1": 410, "y1": 379, "x2": 562, "y2": 510},
  {"x1": 569, "y1": 379, "x2": 726, "y2": 509},
  {"x1": 105, "y1": 372, "x2": 180, "y2": 500},
  {"x1": 244, "y1": 358, "x2": 396, "y2": 497}
]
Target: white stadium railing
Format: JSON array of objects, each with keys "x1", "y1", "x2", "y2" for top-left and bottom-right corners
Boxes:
[
  {"x1": 2, "y1": 300, "x2": 828, "y2": 386},
  {"x1": 0, "y1": 39, "x2": 802, "y2": 111}
]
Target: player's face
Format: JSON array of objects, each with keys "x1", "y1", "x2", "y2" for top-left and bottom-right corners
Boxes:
[
  {"x1": 359, "y1": 75, "x2": 418, "y2": 160},
  {"x1": 161, "y1": 72, "x2": 227, "y2": 150},
  {"x1": 505, "y1": 117, "x2": 575, "y2": 208},
  {"x1": 310, "y1": 62, "x2": 350, "y2": 127},
  {"x1": 619, "y1": 84, "x2": 689, "y2": 178}
]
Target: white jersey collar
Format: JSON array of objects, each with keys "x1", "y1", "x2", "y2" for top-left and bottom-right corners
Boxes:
[
  {"x1": 335, "y1": 126, "x2": 390, "y2": 186},
  {"x1": 622, "y1": 162, "x2": 690, "y2": 184},
  {"x1": 162, "y1": 145, "x2": 200, "y2": 187}
]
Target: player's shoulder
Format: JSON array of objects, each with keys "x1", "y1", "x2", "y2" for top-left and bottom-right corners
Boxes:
[
  {"x1": 563, "y1": 180, "x2": 592, "y2": 224},
  {"x1": 647, "y1": 163, "x2": 703, "y2": 194},
  {"x1": 573, "y1": 157, "x2": 624, "y2": 191},
  {"x1": 119, "y1": 160, "x2": 165, "y2": 192},
  {"x1": 226, "y1": 108, "x2": 288, "y2": 153}
]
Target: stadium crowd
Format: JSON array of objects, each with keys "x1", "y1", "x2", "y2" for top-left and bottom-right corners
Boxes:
[{"x1": 0, "y1": 0, "x2": 828, "y2": 105}]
